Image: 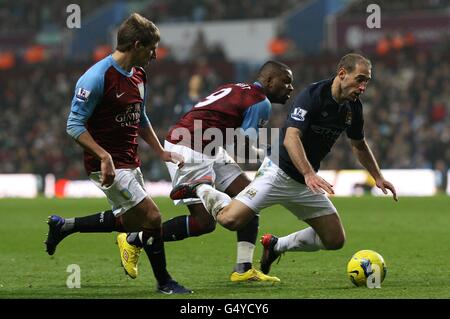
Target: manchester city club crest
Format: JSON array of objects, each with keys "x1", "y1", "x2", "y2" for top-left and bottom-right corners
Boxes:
[
  {"x1": 245, "y1": 188, "x2": 258, "y2": 199},
  {"x1": 345, "y1": 110, "x2": 353, "y2": 125}
]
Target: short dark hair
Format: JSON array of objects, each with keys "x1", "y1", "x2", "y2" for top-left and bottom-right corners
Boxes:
[
  {"x1": 337, "y1": 53, "x2": 372, "y2": 73},
  {"x1": 257, "y1": 60, "x2": 291, "y2": 79},
  {"x1": 116, "y1": 13, "x2": 160, "y2": 52}
]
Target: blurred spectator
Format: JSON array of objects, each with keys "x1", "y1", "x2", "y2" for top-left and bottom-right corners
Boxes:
[
  {"x1": 346, "y1": 0, "x2": 450, "y2": 13},
  {"x1": 268, "y1": 31, "x2": 299, "y2": 59},
  {"x1": 92, "y1": 44, "x2": 112, "y2": 62},
  {"x1": 173, "y1": 74, "x2": 205, "y2": 119},
  {"x1": 376, "y1": 35, "x2": 391, "y2": 56},
  {"x1": 391, "y1": 31, "x2": 405, "y2": 51},
  {"x1": 0, "y1": 0, "x2": 114, "y2": 34},
  {"x1": 0, "y1": 51, "x2": 15, "y2": 69},
  {"x1": 376, "y1": 30, "x2": 417, "y2": 57},
  {"x1": 155, "y1": 43, "x2": 172, "y2": 61},
  {"x1": 143, "y1": 0, "x2": 304, "y2": 23},
  {"x1": 189, "y1": 30, "x2": 209, "y2": 60},
  {"x1": 24, "y1": 45, "x2": 46, "y2": 64},
  {"x1": 434, "y1": 159, "x2": 448, "y2": 193},
  {"x1": 187, "y1": 30, "x2": 227, "y2": 62}
]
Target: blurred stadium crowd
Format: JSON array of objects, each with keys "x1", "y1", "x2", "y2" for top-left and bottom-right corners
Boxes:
[
  {"x1": 0, "y1": 1, "x2": 449, "y2": 185},
  {"x1": 0, "y1": 0, "x2": 303, "y2": 34}
]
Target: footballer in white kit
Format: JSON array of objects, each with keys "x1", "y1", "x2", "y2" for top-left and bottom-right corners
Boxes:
[{"x1": 171, "y1": 53, "x2": 398, "y2": 277}]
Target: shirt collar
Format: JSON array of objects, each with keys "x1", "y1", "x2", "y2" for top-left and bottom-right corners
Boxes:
[{"x1": 109, "y1": 55, "x2": 134, "y2": 77}]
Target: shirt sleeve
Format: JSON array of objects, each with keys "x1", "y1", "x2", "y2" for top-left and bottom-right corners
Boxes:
[
  {"x1": 139, "y1": 84, "x2": 150, "y2": 128},
  {"x1": 66, "y1": 71, "x2": 104, "y2": 140},
  {"x1": 346, "y1": 103, "x2": 365, "y2": 140},
  {"x1": 284, "y1": 89, "x2": 315, "y2": 134},
  {"x1": 240, "y1": 98, "x2": 271, "y2": 141}
]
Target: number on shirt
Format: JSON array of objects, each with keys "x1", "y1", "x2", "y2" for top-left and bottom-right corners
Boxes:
[{"x1": 194, "y1": 88, "x2": 232, "y2": 108}]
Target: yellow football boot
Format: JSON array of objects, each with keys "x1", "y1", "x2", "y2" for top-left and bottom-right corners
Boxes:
[
  {"x1": 230, "y1": 268, "x2": 280, "y2": 282},
  {"x1": 117, "y1": 233, "x2": 142, "y2": 279}
]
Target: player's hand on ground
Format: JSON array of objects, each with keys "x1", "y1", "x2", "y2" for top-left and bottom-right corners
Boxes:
[
  {"x1": 376, "y1": 178, "x2": 398, "y2": 201},
  {"x1": 100, "y1": 154, "x2": 115, "y2": 187},
  {"x1": 304, "y1": 172, "x2": 334, "y2": 195},
  {"x1": 161, "y1": 151, "x2": 185, "y2": 168}
]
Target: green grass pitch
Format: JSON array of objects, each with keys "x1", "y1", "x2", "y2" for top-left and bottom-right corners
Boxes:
[{"x1": 0, "y1": 196, "x2": 449, "y2": 299}]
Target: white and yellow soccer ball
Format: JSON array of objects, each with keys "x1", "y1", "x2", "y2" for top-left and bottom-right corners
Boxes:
[{"x1": 347, "y1": 250, "x2": 387, "y2": 288}]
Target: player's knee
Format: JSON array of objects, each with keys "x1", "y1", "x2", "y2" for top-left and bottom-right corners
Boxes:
[
  {"x1": 324, "y1": 233, "x2": 346, "y2": 250},
  {"x1": 144, "y1": 208, "x2": 161, "y2": 229},
  {"x1": 217, "y1": 206, "x2": 251, "y2": 231},
  {"x1": 186, "y1": 215, "x2": 216, "y2": 237},
  {"x1": 197, "y1": 219, "x2": 216, "y2": 235},
  {"x1": 218, "y1": 214, "x2": 242, "y2": 231}
]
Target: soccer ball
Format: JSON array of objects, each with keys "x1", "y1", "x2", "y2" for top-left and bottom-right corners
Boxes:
[{"x1": 347, "y1": 250, "x2": 387, "y2": 287}]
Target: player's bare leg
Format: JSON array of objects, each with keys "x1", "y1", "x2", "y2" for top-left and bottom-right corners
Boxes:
[
  {"x1": 215, "y1": 200, "x2": 256, "y2": 231},
  {"x1": 169, "y1": 174, "x2": 280, "y2": 282},
  {"x1": 223, "y1": 175, "x2": 280, "y2": 282},
  {"x1": 304, "y1": 213, "x2": 346, "y2": 250},
  {"x1": 260, "y1": 213, "x2": 345, "y2": 274},
  {"x1": 118, "y1": 197, "x2": 161, "y2": 279}
]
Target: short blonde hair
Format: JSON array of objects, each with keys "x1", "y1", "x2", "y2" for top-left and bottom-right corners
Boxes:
[{"x1": 116, "y1": 13, "x2": 160, "y2": 52}]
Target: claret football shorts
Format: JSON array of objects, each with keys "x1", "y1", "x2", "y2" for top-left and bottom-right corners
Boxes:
[
  {"x1": 235, "y1": 157, "x2": 338, "y2": 220},
  {"x1": 164, "y1": 140, "x2": 243, "y2": 205}
]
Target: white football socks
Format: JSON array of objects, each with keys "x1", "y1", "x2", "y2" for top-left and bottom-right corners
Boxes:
[
  {"x1": 275, "y1": 227, "x2": 325, "y2": 252},
  {"x1": 236, "y1": 241, "x2": 255, "y2": 264},
  {"x1": 196, "y1": 184, "x2": 232, "y2": 219}
]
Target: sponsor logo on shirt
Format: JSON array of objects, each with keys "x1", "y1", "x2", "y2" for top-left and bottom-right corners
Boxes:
[
  {"x1": 291, "y1": 107, "x2": 308, "y2": 121},
  {"x1": 311, "y1": 124, "x2": 343, "y2": 140},
  {"x1": 76, "y1": 88, "x2": 91, "y2": 102},
  {"x1": 115, "y1": 103, "x2": 141, "y2": 127}
]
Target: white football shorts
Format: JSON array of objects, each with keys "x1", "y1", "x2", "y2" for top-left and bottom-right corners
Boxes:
[
  {"x1": 164, "y1": 140, "x2": 243, "y2": 205},
  {"x1": 89, "y1": 167, "x2": 148, "y2": 216},
  {"x1": 235, "y1": 157, "x2": 338, "y2": 220}
]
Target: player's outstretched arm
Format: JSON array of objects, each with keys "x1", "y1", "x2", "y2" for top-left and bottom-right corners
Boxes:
[
  {"x1": 284, "y1": 127, "x2": 334, "y2": 195},
  {"x1": 139, "y1": 125, "x2": 184, "y2": 168},
  {"x1": 350, "y1": 138, "x2": 398, "y2": 201}
]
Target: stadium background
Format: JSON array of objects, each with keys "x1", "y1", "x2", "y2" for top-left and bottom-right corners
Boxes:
[
  {"x1": 0, "y1": 0, "x2": 449, "y2": 300},
  {"x1": 1, "y1": 0, "x2": 449, "y2": 186}
]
